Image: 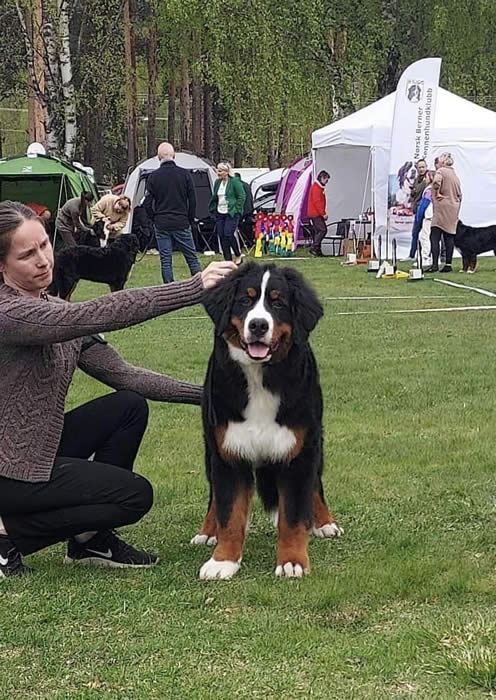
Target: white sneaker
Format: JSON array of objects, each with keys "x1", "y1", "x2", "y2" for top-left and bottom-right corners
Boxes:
[
  {"x1": 467, "y1": 269, "x2": 475, "y2": 274},
  {"x1": 459, "y1": 269, "x2": 465, "y2": 273},
  {"x1": 400, "y1": 256, "x2": 415, "y2": 262}
]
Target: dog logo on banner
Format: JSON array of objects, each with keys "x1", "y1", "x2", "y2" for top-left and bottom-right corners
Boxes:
[{"x1": 406, "y1": 80, "x2": 423, "y2": 103}]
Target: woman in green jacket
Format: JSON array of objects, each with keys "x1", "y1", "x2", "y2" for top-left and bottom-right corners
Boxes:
[{"x1": 209, "y1": 162, "x2": 246, "y2": 264}]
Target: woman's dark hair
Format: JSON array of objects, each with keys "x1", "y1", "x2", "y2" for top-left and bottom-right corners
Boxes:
[
  {"x1": 79, "y1": 190, "x2": 95, "y2": 226},
  {"x1": 317, "y1": 170, "x2": 330, "y2": 181},
  {"x1": 0, "y1": 200, "x2": 40, "y2": 269},
  {"x1": 81, "y1": 190, "x2": 94, "y2": 203}
]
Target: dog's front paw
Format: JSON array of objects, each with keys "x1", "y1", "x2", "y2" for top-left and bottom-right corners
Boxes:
[
  {"x1": 312, "y1": 522, "x2": 344, "y2": 538},
  {"x1": 199, "y1": 557, "x2": 240, "y2": 580},
  {"x1": 190, "y1": 534, "x2": 218, "y2": 546},
  {"x1": 275, "y1": 562, "x2": 308, "y2": 578}
]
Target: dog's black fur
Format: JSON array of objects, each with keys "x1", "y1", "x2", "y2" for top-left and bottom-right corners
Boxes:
[
  {"x1": 194, "y1": 262, "x2": 341, "y2": 578},
  {"x1": 455, "y1": 220, "x2": 496, "y2": 271},
  {"x1": 131, "y1": 205, "x2": 157, "y2": 252},
  {"x1": 74, "y1": 220, "x2": 106, "y2": 248},
  {"x1": 49, "y1": 234, "x2": 140, "y2": 300}
]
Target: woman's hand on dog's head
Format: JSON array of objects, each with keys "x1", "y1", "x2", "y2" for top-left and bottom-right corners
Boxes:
[{"x1": 201, "y1": 261, "x2": 237, "y2": 290}]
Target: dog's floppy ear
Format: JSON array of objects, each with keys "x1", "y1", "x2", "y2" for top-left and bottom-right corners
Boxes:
[
  {"x1": 203, "y1": 262, "x2": 259, "y2": 334},
  {"x1": 282, "y1": 267, "x2": 323, "y2": 344},
  {"x1": 203, "y1": 268, "x2": 240, "y2": 334}
]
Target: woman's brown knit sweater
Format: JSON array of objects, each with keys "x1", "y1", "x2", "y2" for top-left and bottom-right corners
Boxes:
[{"x1": 0, "y1": 275, "x2": 204, "y2": 483}]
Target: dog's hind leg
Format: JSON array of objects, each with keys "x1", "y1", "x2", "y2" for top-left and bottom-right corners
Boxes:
[
  {"x1": 191, "y1": 438, "x2": 218, "y2": 546},
  {"x1": 256, "y1": 466, "x2": 279, "y2": 525},
  {"x1": 311, "y1": 436, "x2": 343, "y2": 539},
  {"x1": 191, "y1": 490, "x2": 218, "y2": 546},
  {"x1": 312, "y1": 478, "x2": 343, "y2": 538}
]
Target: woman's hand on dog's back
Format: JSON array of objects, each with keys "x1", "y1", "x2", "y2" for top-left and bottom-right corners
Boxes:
[{"x1": 201, "y1": 261, "x2": 237, "y2": 290}]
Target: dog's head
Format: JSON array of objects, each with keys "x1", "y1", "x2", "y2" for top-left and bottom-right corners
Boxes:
[
  {"x1": 203, "y1": 262, "x2": 323, "y2": 365},
  {"x1": 111, "y1": 233, "x2": 140, "y2": 256},
  {"x1": 92, "y1": 220, "x2": 106, "y2": 242}
]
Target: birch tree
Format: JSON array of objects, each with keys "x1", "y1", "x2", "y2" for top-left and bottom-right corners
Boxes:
[
  {"x1": 57, "y1": 0, "x2": 77, "y2": 159},
  {"x1": 14, "y1": 0, "x2": 77, "y2": 158}
]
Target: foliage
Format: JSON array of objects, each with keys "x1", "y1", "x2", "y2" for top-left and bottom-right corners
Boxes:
[
  {"x1": 3, "y1": 0, "x2": 496, "y2": 176},
  {"x1": 0, "y1": 0, "x2": 25, "y2": 98}
]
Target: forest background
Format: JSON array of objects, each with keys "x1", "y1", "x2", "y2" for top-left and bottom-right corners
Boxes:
[{"x1": 0, "y1": 0, "x2": 494, "y2": 184}]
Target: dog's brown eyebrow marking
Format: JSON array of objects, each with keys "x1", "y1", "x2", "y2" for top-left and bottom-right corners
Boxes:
[
  {"x1": 247, "y1": 287, "x2": 257, "y2": 298},
  {"x1": 269, "y1": 289, "x2": 280, "y2": 300}
]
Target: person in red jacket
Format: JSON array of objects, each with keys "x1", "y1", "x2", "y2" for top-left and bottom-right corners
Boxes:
[{"x1": 307, "y1": 170, "x2": 330, "y2": 256}]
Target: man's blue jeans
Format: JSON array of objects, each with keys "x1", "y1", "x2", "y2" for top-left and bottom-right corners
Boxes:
[{"x1": 155, "y1": 226, "x2": 201, "y2": 284}]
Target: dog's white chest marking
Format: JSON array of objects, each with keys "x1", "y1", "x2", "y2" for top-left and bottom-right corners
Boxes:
[{"x1": 222, "y1": 363, "x2": 296, "y2": 463}]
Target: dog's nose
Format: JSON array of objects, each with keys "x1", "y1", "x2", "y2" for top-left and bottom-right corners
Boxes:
[{"x1": 248, "y1": 318, "x2": 269, "y2": 338}]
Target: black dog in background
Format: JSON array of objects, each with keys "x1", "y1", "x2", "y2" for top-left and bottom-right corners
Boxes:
[
  {"x1": 131, "y1": 205, "x2": 157, "y2": 252},
  {"x1": 48, "y1": 234, "x2": 140, "y2": 300},
  {"x1": 75, "y1": 220, "x2": 106, "y2": 247},
  {"x1": 455, "y1": 220, "x2": 496, "y2": 272}
]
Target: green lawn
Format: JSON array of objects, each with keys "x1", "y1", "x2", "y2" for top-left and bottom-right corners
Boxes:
[{"x1": 3, "y1": 252, "x2": 496, "y2": 699}]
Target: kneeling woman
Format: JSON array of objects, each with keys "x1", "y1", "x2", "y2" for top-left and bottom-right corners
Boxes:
[{"x1": 0, "y1": 201, "x2": 235, "y2": 578}]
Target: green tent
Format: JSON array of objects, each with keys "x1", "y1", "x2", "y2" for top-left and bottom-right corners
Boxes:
[{"x1": 0, "y1": 154, "x2": 98, "y2": 215}]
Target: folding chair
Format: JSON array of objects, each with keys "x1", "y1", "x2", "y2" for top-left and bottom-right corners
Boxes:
[
  {"x1": 194, "y1": 218, "x2": 219, "y2": 254},
  {"x1": 300, "y1": 218, "x2": 315, "y2": 248},
  {"x1": 235, "y1": 227, "x2": 255, "y2": 256},
  {"x1": 320, "y1": 219, "x2": 350, "y2": 257}
]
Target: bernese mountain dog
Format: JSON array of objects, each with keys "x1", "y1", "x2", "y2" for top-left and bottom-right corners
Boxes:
[
  {"x1": 49, "y1": 233, "x2": 140, "y2": 300},
  {"x1": 192, "y1": 262, "x2": 342, "y2": 579},
  {"x1": 455, "y1": 220, "x2": 496, "y2": 272}
]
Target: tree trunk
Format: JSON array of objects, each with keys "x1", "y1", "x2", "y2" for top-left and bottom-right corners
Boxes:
[
  {"x1": 16, "y1": 0, "x2": 56, "y2": 150},
  {"x1": 191, "y1": 30, "x2": 202, "y2": 154},
  {"x1": 180, "y1": 57, "x2": 192, "y2": 150},
  {"x1": 167, "y1": 78, "x2": 176, "y2": 144},
  {"x1": 40, "y1": 0, "x2": 61, "y2": 155},
  {"x1": 267, "y1": 128, "x2": 278, "y2": 169},
  {"x1": 25, "y1": 1, "x2": 45, "y2": 145},
  {"x1": 203, "y1": 84, "x2": 213, "y2": 160},
  {"x1": 212, "y1": 88, "x2": 222, "y2": 164},
  {"x1": 146, "y1": 18, "x2": 157, "y2": 158},
  {"x1": 83, "y1": 91, "x2": 105, "y2": 182},
  {"x1": 123, "y1": 0, "x2": 137, "y2": 168},
  {"x1": 234, "y1": 144, "x2": 244, "y2": 168},
  {"x1": 57, "y1": 0, "x2": 77, "y2": 160}
]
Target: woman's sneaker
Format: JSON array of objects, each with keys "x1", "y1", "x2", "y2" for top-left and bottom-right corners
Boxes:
[
  {"x1": 0, "y1": 535, "x2": 34, "y2": 578},
  {"x1": 64, "y1": 530, "x2": 158, "y2": 568}
]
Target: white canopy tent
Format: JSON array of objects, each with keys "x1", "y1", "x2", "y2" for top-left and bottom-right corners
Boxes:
[
  {"x1": 312, "y1": 88, "x2": 496, "y2": 257},
  {"x1": 122, "y1": 152, "x2": 217, "y2": 234}
]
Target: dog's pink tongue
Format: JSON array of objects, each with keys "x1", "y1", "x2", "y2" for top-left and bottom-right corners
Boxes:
[{"x1": 247, "y1": 342, "x2": 270, "y2": 359}]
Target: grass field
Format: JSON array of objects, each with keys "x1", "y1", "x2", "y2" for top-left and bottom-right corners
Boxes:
[{"x1": 3, "y1": 252, "x2": 496, "y2": 699}]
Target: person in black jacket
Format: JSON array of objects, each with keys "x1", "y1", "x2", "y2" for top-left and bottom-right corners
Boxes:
[{"x1": 143, "y1": 142, "x2": 201, "y2": 283}]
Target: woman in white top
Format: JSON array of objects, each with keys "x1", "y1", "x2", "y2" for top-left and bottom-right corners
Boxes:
[{"x1": 209, "y1": 162, "x2": 246, "y2": 264}]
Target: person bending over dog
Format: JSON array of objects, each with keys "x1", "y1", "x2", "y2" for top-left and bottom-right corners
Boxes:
[
  {"x1": 0, "y1": 201, "x2": 236, "y2": 579},
  {"x1": 92, "y1": 194, "x2": 131, "y2": 242},
  {"x1": 55, "y1": 191, "x2": 97, "y2": 248}
]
